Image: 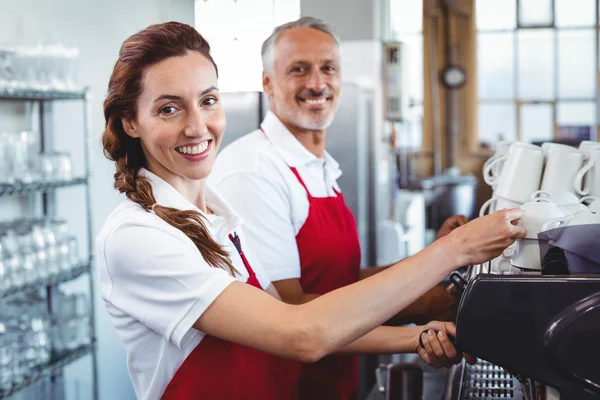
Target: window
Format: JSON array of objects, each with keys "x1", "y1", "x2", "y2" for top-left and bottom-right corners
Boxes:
[
  {"x1": 389, "y1": 0, "x2": 424, "y2": 148},
  {"x1": 195, "y1": 0, "x2": 300, "y2": 92},
  {"x1": 476, "y1": 0, "x2": 598, "y2": 146}
]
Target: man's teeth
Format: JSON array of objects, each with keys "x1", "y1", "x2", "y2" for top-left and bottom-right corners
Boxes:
[
  {"x1": 176, "y1": 142, "x2": 209, "y2": 155},
  {"x1": 305, "y1": 98, "x2": 327, "y2": 105}
]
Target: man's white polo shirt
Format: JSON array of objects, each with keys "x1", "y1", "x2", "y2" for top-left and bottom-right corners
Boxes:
[
  {"x1": 96, "y1": 169, "x2": 271, "y2": 400},
  {"x1": 209, "y1": 111, "x2": 343, "y2": 282}
]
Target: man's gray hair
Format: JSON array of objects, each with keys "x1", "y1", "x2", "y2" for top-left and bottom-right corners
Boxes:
[{"x1": 261, "y1": 16, "x2": 340, "y2": 74}]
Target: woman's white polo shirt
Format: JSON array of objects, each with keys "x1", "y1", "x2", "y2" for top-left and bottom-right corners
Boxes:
[{"x1": 95, "y1": 169, "x2": 271, "y2": 400}]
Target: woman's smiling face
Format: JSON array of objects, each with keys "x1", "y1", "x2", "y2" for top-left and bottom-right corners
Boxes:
[{"x1": 124, "y1": 50, "x2": 226, "y2": 186}]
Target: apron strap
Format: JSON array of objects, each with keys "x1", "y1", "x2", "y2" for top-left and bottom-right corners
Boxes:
[{"x1": 229, "y1": 232, "x2": 256, "y2": 277}]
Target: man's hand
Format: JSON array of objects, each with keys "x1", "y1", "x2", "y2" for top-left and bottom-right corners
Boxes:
[
  {"x1": 415, "y1": 321, "x2": 477, "y2": 368},
  {"x1": 417, "y1": 284, "x2": 458, "y2": 324},
  {"x1": 436, "y1": 215, "x2": 468, "y2": 240}
]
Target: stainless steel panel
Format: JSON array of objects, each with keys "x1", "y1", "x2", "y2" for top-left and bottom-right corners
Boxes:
[{"x1": 219, "y1": 92, "x2": 263, "y2": 148}]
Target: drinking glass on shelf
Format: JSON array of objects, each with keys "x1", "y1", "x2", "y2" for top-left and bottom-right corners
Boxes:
[
  {"x1": 74, "y1": 293, "x2": 91, "y2": 347},
  {"x1": 0, "y1": 240, "x2": 11, "y2": 292},
  {"x1": 50, "y1": 219, "x2": 69, "y2": 241},
  {"x1": 1, "y1": 231, "x2": 25, "y2": 288},
  {"x1": 33, "y1": 222, "x2": 59, "y2": 276},
  {"x1": 39, "y1": 153, "x2": 54, "y2": 183},
  {"x1": 10, "y1": 131, "x2": 39, "y2": 184},
  {"x1": 0, "y1": 131, "x2": 13, "y2": 185},
  {"x1": 15, "y1": 229, "x2": 43, "y2": 283},
  {"x1": 0, "y1": 46, "x2": 15, "y2": 90},
  {"x1": 51, "y1": 152, "x2": 72, "y2": 181},
  {"x1": 67, "y1": 236, "x2": 80, "y2": 267}
]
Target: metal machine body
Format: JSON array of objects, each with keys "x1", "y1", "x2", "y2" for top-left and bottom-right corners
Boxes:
[{"x1": 452, "y1": 273, "x2": 600, "y2": 399}]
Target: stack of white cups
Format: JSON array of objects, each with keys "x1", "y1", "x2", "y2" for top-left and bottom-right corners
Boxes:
[
  {"x1": 481, "y1": 142, "x2": 544, "y2": 216},
  {"x1": 480, "y1": 139, "x2": 600, "y2": 273}
]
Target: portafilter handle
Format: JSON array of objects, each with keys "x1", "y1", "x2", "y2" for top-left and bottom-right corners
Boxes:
[{"x1": 450, "y1": 271, "x2": 468, "y2": 294}]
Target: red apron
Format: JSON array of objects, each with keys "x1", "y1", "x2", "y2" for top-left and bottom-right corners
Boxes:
[
  {"x1": 162, "y1": 233, "x2": 301, "y2": 399},
  {"x1": 290, "y1": 167, "x2": 362, "y2": 400}
]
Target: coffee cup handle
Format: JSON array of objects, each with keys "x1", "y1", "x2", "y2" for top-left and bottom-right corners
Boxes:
[
  {"x1": 574, "y1": 158, "x2": 594, "y2": 196},
  {"x1": 530, "y1": 190, "x2": 552, "y2": 202},
  {"x1": 482, "y1": 155, "x2": 497, "y2": 174},
  {"x1": 479, "y1": 197, "x2": 496, "y2": 217},
  {"x1": 502, "y1": 240, "x2": 519, "y2": 260},
  {"x1": 498, "y1": 259, "x2": 519, "y2": 275},
  {"x1": 483, "y1": 154, "x2": 508, "y2": 186}
]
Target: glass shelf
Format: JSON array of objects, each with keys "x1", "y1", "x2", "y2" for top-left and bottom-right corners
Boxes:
[
  {"x1": 0, "y1": 344, "x2": 95, "y2": 399},
  {"x1": 0, "y1": 177, "x2": 88, "y2": 198},
  {"x1": 0, "y1": 262, "x2": 91, "y2": 299},
  {"x1": 0, "y1": 88, "x2": 86, "y2": 101}
]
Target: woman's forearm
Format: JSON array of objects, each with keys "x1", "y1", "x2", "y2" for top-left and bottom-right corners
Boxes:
[
  {"x1": 196, "y1": 209, "x2": 524, "y2": 362},
  {"x1": 336, "y1": 325, "x2": 420, "y2": 355},
  {"x1": 285, "y1": 236, "x2": 461, "y2": 360}
]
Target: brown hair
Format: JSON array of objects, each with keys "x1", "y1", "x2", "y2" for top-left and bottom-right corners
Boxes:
[{"x1": 102, "y1": 21, "x2": 237, "y2": 275}]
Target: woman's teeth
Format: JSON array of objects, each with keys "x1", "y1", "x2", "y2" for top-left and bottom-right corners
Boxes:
[
  {"x1": 176, "y1": 141, "x2": 209, "y2": 155},
  {"x1": 305, "y1": 98, "x2": 327, "y2": 105}
]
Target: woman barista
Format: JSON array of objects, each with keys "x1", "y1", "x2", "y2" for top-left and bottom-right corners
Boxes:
[{"x1": 96, "y1": 21, "x2": 526, "y2": 400}]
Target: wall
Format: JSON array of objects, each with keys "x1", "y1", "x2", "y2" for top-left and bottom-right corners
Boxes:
[
  {"x1": 301, "y1": 0, "x2": 382, "y2": 40},
  {"x1": 0, "y1": 0, "x2": 194, "y2": 398}
]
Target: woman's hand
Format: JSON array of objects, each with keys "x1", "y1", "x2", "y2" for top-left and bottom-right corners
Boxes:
[
  {"x1": 446, "y1": 208, "x2": 526, "y2": 267},
  {"x1": 414, "y1": 321, "x2": 476, "y2": 369}
]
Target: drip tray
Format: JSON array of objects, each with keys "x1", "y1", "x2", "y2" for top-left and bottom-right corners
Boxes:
[{"x1": 447, "y1": 360, "x2": 531, "y2": 400}]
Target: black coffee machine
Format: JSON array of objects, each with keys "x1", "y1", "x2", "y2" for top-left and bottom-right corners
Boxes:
[{"x1": 448, "y1": 269, "x2": 600, "y2": 399}]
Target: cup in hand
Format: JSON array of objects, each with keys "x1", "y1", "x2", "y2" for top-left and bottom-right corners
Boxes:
[
  {"x1": 485, "y1": 143, "x2": 544, "y2": 203},
  {"x1": 574, "y1": 144, "x2": 600, "y2": 197},
  {"x1": 518, "y1": 199, "x2": 565, "y2": 239},
  {"x1": 540, "y1": 143, "x2": 583, "y2": 195}
]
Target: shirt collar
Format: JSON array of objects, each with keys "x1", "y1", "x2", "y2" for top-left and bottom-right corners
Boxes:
[
  {"x1": 139, "y1": 168, "x2": 243, "y2": 241},
  {"x1": 260, "y1": 111, "x2": 342, "y2": 177}
]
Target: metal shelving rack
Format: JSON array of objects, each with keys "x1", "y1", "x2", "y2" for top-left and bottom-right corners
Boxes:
[{"x1": 0, "y1": 87, "x2": 98, "y2": 400}]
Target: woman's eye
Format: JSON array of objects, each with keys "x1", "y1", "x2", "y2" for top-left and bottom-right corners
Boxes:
[
  {"x1": 203, "y1": 96, "x2": 218, "y2": 106},
  {"x1": 159, "y1": 105, "x2": 178, "y2": 115}
]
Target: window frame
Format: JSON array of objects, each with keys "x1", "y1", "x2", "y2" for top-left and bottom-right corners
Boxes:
[{"x1": 477, "y1": 0, "x2": 599, "y2": 143}]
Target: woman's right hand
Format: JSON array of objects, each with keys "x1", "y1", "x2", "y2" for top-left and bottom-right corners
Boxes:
[{"x1": 446, "y1": 208, "x2": 526, "y2": 267}]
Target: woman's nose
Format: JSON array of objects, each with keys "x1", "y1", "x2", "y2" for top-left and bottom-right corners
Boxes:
[{"x1": 184, "y1": 109, "x2": 207, "y2": 137}]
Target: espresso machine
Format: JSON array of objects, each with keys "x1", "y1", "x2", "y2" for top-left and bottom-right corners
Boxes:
[{"x1": 443, "y1": 261, "x2": 600, "y2": 400}]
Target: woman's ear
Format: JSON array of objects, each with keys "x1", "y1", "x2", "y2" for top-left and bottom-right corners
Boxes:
[{"x1": 122, "y1": 118, "x2": 140, "y2": 138}]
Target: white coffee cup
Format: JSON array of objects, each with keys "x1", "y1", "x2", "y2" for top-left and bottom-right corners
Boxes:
[
  {"x1": 540, "y1": 143, "x2": 583, "y2": 195},
  {"x1": 578, "y1": 140, "x2": 600, "y2": 155},
  {"x1": 518, "y1": 199, "x2": 565, "y2": 239},
  {"x1": 483, "y1": 140, "x2": 516, "y2": 187},
  {"x1": 479, "y1": 196, "x2": 521, "y2": 217},
  {"x1": 543, "y1": 207, "x2": 600, "y2": 229},
  {"x1": 530, "y1": 190, "x2": 585, "y2": 214},
  {"x1": 502, "y1": 238, "x2": 545, "y2": 270},
  {"x1": 485, "y1": 143, "x2": 545, "y2": 203},
  {"x1": 574, "y1": 144, "x2": 600, "y2": 197}
]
